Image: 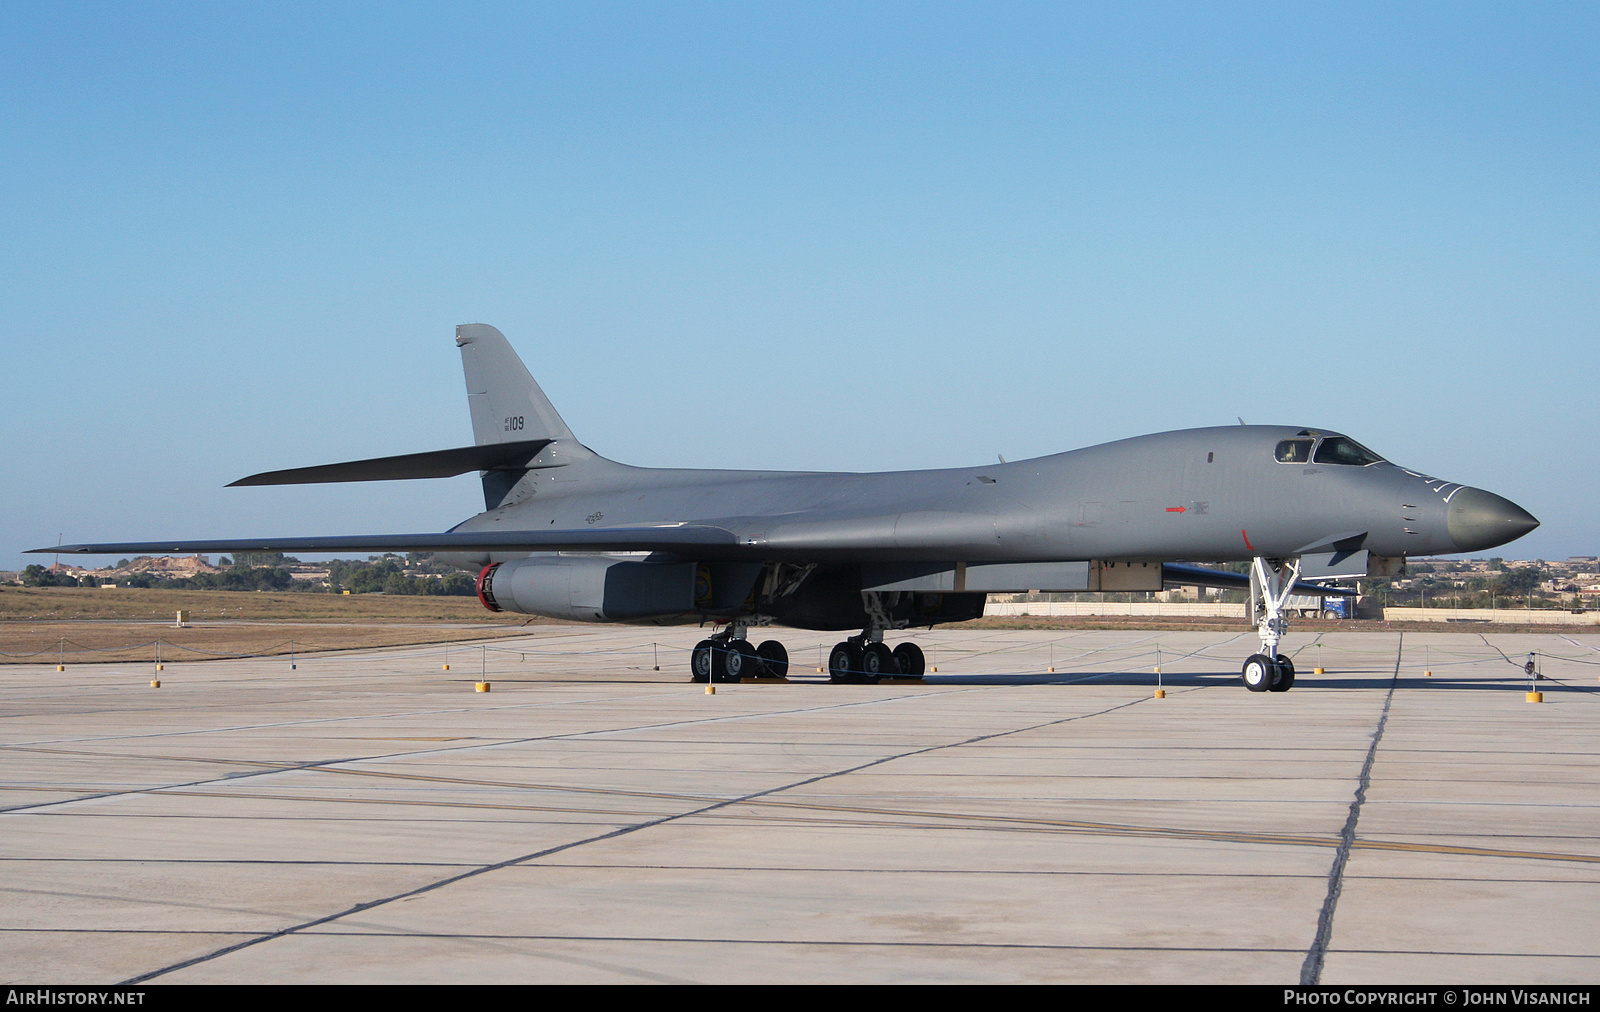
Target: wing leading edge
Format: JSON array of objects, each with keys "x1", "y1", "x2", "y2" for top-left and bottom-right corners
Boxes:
[{"x1": 32, "y1": 525, "x2": 739, "y2": 557}]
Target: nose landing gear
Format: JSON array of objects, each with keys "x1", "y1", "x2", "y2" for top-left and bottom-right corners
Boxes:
[{"x1": 1244, "y1": 557, "x2": 1301, "y2": 692}]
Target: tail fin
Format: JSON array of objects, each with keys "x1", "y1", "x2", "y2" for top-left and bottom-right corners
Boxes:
[
  {"x1": 457, "y1": 323, "x2": 578, "y2": 445},
  {"x1": 456, "y1": 324, "x2": 595, "y2": 509}
]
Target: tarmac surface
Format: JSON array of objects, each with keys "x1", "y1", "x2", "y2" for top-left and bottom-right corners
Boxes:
[{"x1": 2, "y1": 625, "x2": 1597, "y2": 984}]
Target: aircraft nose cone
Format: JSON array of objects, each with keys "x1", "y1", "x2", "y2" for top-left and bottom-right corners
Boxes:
[{"x1": 1447, "y1": 487, "x2": 1539, "y2": 553}]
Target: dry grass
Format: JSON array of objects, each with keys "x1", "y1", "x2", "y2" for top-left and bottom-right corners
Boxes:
[
  {"x1": 0, "y1": 586, "x2": 528, "y2": 623},
  {"x1": 0, "y1": 623, "x2": 536, "y2": 664},
  {"x1": 0, "y1": 587, "x2": 544, "y2": 664}
]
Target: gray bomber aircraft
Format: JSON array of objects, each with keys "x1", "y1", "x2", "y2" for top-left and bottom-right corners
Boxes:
[{"x1": 37, "y1": 324, "x2": 1540, "y2": 691}]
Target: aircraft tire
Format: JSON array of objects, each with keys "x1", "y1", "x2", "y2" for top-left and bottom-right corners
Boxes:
[
  {"x1": 716, "y1": 640, "x2": 757, "y2": 683},
  {"x1": 1242, "y1": 653, "x2": 1274, "y2": 692},
  {"x1": 1270, "y1": 655, "x2": 1295, "y2": 692},
  {"x1": 755, "y1": 640, "x2": 788, "y2": 678},
  {"x1": 892, "y1": 642, "x2": 925, "y2": 677},
  {"x1": 691, "y1": 640, "x2": 716, "y2": 683},
  {"x1": 828, "y1": 642, "x2": 862, "y2": 683},
  {"x1": 861, "y1": 642, "x2": 896, "y2": 683}
]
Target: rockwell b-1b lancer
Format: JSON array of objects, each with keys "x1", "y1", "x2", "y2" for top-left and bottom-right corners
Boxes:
[{"x1": 38, "y1": 324, "x2": 1539, "y2": 691}]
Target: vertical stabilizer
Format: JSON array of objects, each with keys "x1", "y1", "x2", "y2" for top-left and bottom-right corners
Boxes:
[
  {"x1": 456, "y1": 324, "x2": 594, "y2": 509},
  {"x1": 457, "y1": 323, "x2": 577, "y2": 445}
]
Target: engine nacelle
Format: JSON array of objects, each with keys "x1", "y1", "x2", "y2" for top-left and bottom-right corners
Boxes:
[{"x1": 476, "y1": 556, "x2": 695, "y2": 623}]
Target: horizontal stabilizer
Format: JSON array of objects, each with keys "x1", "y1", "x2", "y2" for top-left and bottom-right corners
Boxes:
[
  {"x1": 1162, "y1": 563, "x2": 1357, "y2": 598},
  {"x1": 228, "y1": 439, "x2": 553, "y2": 486},
  {"x1": 33, "y1": 525, "x2": 737, "y2": 557}
]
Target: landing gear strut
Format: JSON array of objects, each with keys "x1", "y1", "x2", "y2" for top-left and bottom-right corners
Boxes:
[
  {"x1": 1244, "y1": 557, "x2": 1300, "y2": 692},
  {"x1": 827, "y1": 593, "x2": 926, "y2": 683}
]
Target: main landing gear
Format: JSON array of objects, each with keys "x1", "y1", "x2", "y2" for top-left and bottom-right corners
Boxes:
[
  {"x1": 827, "y1": 591, "x2": 926, "y2": 683},
  {"x1": 689, "y1": 595, "x2": 927, "y2": 685},
  {"x1": 827, "y1": 634, "x2": 925, "y2": 683},
  {"x1": 691, "y1": 623, "x2": 789, "y2": 684},
  {"x1": 688, "y1": 627, "x2": 925, "y2": 684},
  {"x1": 1244, "y1": 556, "x2": 1299, "y2": 693}
]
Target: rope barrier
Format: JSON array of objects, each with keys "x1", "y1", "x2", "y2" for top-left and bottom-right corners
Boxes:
[{"x1": 7, "y1": 627, "x2": 1596, "y2": 684}]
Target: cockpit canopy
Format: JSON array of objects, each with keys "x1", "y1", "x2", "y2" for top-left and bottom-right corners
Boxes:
[{"x1": 1274, "y1": 433, "x2": 1384, "y2": 467}]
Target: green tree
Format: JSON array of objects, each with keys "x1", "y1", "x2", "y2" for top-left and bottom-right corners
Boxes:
[
  {"x1": 22, "y1": 564, "x2": 77, "y2": 587},
  {"x1": 1492, "y1": 567, "x2": 1543, "y2": 597}
]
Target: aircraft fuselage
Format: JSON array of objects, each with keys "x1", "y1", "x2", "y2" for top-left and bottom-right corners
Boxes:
[{"x1": 449, "y1": 425, "x2": 1532, "y2": 567}]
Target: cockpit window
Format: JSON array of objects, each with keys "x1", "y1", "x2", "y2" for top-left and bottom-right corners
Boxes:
[
  {"x1": 1274, "y1": 439, "x2": 1312, "y2": 463},
  {"x1": 1312, "y1": 436, "x2": 1384, "y2": 466}
]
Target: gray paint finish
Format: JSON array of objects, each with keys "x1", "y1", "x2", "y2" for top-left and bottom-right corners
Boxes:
[{"x1": 38, "y1": 325, "x2": 1538, "y2": 602}]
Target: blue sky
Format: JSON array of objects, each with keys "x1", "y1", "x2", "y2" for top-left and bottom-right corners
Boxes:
[{"x1": 3, "y1": 2, "x2": 1595, "y2": 567}]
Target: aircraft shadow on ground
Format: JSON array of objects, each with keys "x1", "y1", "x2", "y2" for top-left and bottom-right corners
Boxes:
[{"x1": 914, "y1": 671, "x2": 1556, "y2": 690}]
